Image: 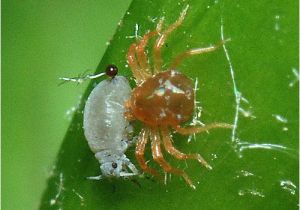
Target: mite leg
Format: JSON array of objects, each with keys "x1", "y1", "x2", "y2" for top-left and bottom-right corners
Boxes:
[
  {"x1": 135, "y1": 128, "x2": 161, "y2": 178},
  {"x1": 150, "y1": 130, "x2": 196, "y2": 189},
  {"x1": 153, "y1": 6, "x2": 189, "y2": 73},
  {"x1": 124, "y1": 100, "x2": 135, "y2": 121},
  {"x1": 136, "y1": 18, "x2": 164, "y2": 76},
  {"x1": 174, "y1": 123, "x2": 233, "y2": 135},
  {"x1": 136, "y1": 31, "x2": 158, "y2": 76},
  {"x1": 127, "y1": 43, "x2": 145, "y2": 83},
  {"x1": 169, "y1": 39, "x2": 230, "y2": 70},
  {"x1": 161, "y1": 128, "x2": 212, "y2": 170}
]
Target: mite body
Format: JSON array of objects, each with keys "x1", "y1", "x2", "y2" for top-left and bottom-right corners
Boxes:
[
  {"x1": 129, "y1": 70, "x2": 194, "y2": 126},
  {"x1": 124, "y1": 6, "x2": 232, "y2": 188},
  {"x1": 83, "y1": 66, "x2": 139, "y2": 179}
]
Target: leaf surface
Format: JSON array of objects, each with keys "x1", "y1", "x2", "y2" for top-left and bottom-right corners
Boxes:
[{"x1": 40, "y1": 0, "x2": 298, "y2": 209}]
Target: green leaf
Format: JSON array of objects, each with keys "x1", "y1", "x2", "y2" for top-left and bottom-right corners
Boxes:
[{"x1": 39, "y1": 0, "x2": 298, "y2": 209}]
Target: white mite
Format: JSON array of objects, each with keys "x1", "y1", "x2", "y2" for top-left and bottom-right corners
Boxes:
[{"x1": 60, "y1": 65, "x2": 139, "y2": 179}]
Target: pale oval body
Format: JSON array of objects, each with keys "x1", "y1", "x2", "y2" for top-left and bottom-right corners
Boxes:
[
  {"x1": 84, "y1": 76, "x2": 131, "y2": 153},
  {"x1": 83, "y1": 76, "x2": 138, "y2": 178}
]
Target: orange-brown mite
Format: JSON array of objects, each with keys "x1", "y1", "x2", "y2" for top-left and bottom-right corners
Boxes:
[{"x1": 125, "y1": 6, "x2": 232, "y2": 189}]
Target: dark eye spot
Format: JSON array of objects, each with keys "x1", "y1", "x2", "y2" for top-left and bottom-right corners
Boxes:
[
  {"x1": 106, "y1": 64, "x2": 118, "y2": 78},
  {"x1": 112, "y1": 162, "x2": 118, "y2": 169}
]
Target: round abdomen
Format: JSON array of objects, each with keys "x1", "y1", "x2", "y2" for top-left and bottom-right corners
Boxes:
[{"x1": 130, "y1": 70, "x2": 194, "y2": 127}]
